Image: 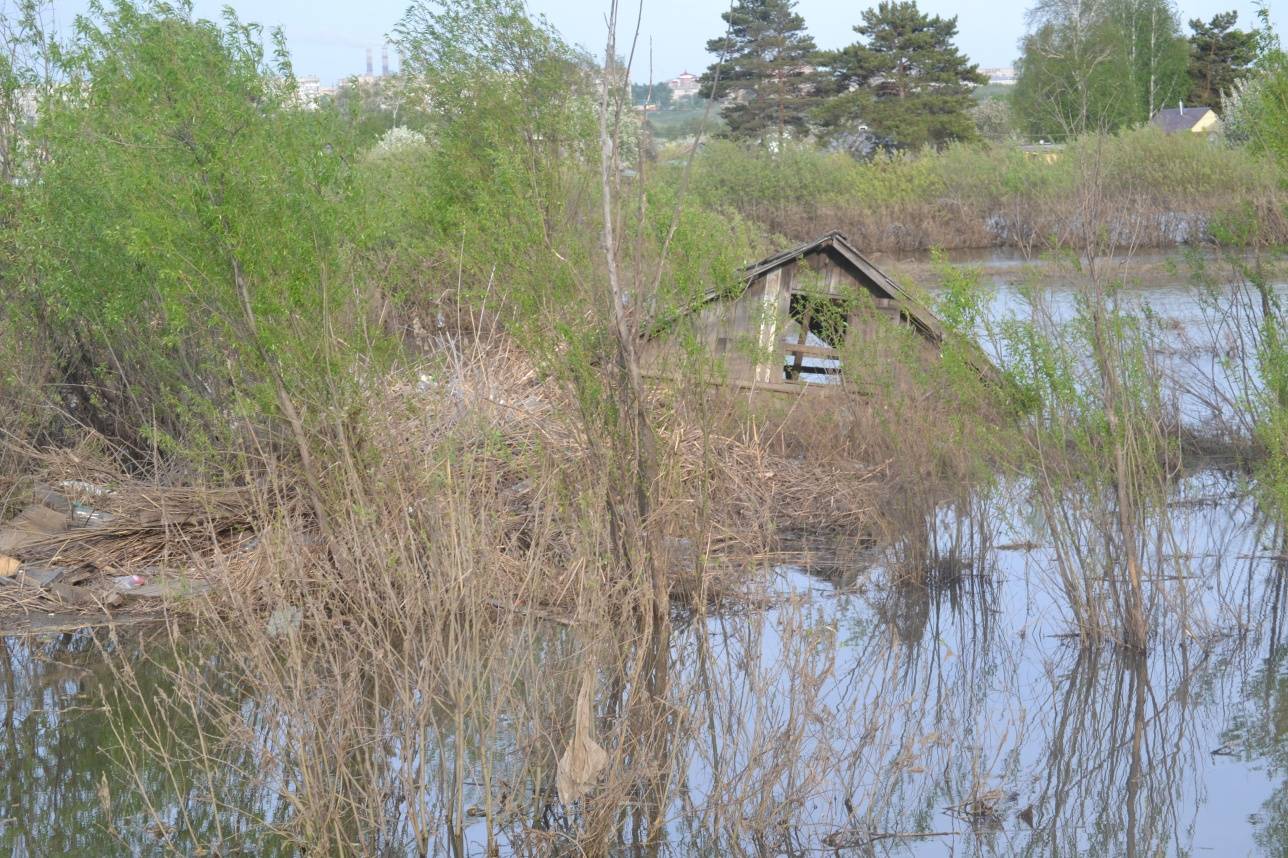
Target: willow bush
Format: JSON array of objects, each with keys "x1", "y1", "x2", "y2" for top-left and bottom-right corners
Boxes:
[
  {"x1": 2, "y1": 1, "x2": 375, "y2": 466},
  {"x1": 679, "y1": 130, "x2": 1285, "y2": 251}
]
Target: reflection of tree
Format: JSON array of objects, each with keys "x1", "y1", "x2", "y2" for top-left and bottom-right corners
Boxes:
[
  {"x1": 6, "y1": 472, "x2": 1281, "y2": 856},
  {"x1": 669, "y1": 506, "x2": 1016, "y2": 855},
  {"x1": 1022, "y1": 647, "x2": 1203, "y2": 858},
  {"x1": 1221, "y1": 581, "x2": 1288, "y2": 852},
  {"x1": 0, "y1": 631, "x2": 293, "y2": 856}
]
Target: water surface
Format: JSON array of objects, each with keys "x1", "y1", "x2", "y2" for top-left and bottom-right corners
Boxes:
[{"x1": 4, "y1": 251, "x2": 1288, "y2": 855}]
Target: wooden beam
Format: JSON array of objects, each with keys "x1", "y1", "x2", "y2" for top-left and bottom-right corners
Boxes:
[
  {"x1": 786, "y1": 364, "x2": 841, "y2": 375},
  {"x1": 780, "y1": 340, "x2": 841, "y2": 359},
  {"x1": 733, "y1": 379, "x2": 843, "y2": 395},
  {"x1": 641, "y1": 371, "x2": 869, "y2": 398}
]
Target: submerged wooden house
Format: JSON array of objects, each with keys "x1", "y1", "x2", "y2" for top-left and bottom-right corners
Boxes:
[{"x1": 646, "y1": 230, "x2": 992, "y2": 392}]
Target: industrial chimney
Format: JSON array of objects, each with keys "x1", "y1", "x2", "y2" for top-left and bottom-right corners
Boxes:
[
  {"x1": 365, "y1": 47, "x2": 373, "y2": 77},
  {"x1": 382, "y1": 45, "x2": 389, "y2": 77}
]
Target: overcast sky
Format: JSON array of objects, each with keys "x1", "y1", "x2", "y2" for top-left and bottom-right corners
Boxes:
[{"x1": 40, "y1": 0, "x2": 1287, "y2": 85}]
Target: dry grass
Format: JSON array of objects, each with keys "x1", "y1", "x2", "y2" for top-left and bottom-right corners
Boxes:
[
  {"x1": 0, "y1": 323, "x2": 1011, "y2": 855},
  {"x1": 0, "y1": 332, "x2": 910, "y2": 625}
]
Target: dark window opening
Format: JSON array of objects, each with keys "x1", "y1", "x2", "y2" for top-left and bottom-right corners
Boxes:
[{"x1": 783, "y1": 293, "x2": 847, "y2": 383}]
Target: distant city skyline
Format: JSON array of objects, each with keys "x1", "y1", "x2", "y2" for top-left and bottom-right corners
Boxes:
[{"x1": 42, "y1": 0, "x2": 1287, "y2": 86}]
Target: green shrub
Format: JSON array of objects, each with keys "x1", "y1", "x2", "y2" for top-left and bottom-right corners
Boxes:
[{"x1": 7, "y1": 1, "x2": 374, "y2": 458}]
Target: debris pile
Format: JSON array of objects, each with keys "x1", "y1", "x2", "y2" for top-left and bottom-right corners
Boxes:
[{"x1": 0, "y1": 474, "x2": 258, "y2": 624}]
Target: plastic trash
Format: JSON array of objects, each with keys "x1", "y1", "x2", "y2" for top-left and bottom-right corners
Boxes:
[
  {"x1": 58, "y1": 480, "x2": 114, "y2": 498},
  {"x1": 71, "y1": 504, "x2": 113, "y2": 526},
  {"x1": 111, "y1": 574, "x2": 148, "y2": 591}
]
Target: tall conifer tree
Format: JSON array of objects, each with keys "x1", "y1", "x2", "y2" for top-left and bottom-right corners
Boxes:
[
  {"x1": 815, "y1": 1, "x2": 985, "y2": 150},
  {"x1": 700, "y1": 0, "x2": 820, "y2": 147},
  {"x1": 1188, "y1": 11, "x2": 1257, "y2": 109}
]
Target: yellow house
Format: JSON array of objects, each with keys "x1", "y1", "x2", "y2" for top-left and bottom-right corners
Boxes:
[{"x1": 1150, "y1": 104, "x2": 1221, "y2": 135}]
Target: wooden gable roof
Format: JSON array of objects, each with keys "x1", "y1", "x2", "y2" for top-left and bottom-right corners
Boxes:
[
  {"x1": 739, "y1": 230, "x2": 944, "y2": 341},
  {"x1": 651, "y1": 230, "x2": 1003, "y2": 387}
]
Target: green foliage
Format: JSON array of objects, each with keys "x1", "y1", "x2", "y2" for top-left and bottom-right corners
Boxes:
[
  {"x1": 1221, "y1": 74, "x2": 1264, "y2": 144},
  {"x1": 1234, "y1": 5, "x2": 1288, "y2": 164},
  {"x1": 1226, "y1": 253, "x2": 1288, "y2": 515},
  {"x1": 0, "y1": 0, "x2": 763, "y2": 468},
  {"x1": 7, "y1": 0, "x2": 372, "y2": 454},
  {"x1": 814, "y1": 0, "x2": 985, "y2": 150},
  {"x1": 1014, "y1": 0, "x2": 1188, "y2": 139},
  {"x1": 378, "y1": 0, "x2": 762, "y2": 407},
  {"x1": 1113, "y1": 0, "x2": 1190, "y2": 121},
  {"x1": 1013, "y1": 11, "x2": 1132, "y2": 141},
  {"x1": 970, "y1": 97, "x2": 1016, "y2": 143},
  {"x1": 0, "y1": 1, "x2": 48, "y2": 191},
  {"x1": 683, "y1": 129, "x2": 1277, "y2": 246},
  {"x1": 631, "y1": 81, "x2": 672, "y2": 109},
  {"x1": 699, "y1": 0, "x2": 820, "y2": 145},
  {"x1": 1188, "y1": 11, "x2": 1257, "y2": 109},
  {"x1": 645, "y1": 183, "x2": 762, "y2": 317},
  {"x1": 379, "y1": 0, "x2": 599, "y2": 340},
  {"x1": 930, "y1": 251, "x2": 988, "y2": 335},
  {"x1": 647, "y1": 104, "x2": 725, "y2": 142},
  {"x1": 330, "y1": 75, "x2": 431, "y2": 144}
]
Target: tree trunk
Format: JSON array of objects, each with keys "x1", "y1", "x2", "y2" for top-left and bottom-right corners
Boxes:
[{"x1": 598, "y1": 1, "x2": 665, "y2": 623}]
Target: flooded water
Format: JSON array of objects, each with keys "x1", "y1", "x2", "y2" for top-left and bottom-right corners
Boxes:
[
  {"x1": 928, "y1": 247, "x2": 1288, "y2": 430},
  {"x1": 4, "y1": 475, "x2": 1287, "y2": 855},
  {"x1": 4, "y1": 250, "x2": 1288, "y2": 855}
]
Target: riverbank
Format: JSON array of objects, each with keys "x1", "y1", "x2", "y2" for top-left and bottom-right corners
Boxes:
[
  {"x1": 1, "y1": 247, "x2": 1276, "y2": 634},
  {"x1": 680, "y1": 132, "x2": 1288, "y2": 253},
  {"x1": 0, "y1": 337, "x2": 950, "y2": 632}
]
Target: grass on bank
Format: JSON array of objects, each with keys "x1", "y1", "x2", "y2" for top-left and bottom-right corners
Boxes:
[{"x1": 675, "y1": 131, "x2": 1287, "y2": 252}]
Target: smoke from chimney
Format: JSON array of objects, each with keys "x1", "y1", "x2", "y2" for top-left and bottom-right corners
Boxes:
[
  {"x1": 365, "y1": 47, "x2": 373, "y2": 77},
  {"x1": 381, "y1": 45, "x2": 389, "y2": 77}
]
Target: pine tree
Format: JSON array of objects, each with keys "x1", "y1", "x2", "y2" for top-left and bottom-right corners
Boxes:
[
  {"x1": 699, "y1": 0, "x2": 820, "y2": 146},
  {"x1": 815, "y1": 1, "x2": 985, "y2": 150},
  {"x1": 1188, "y1": 11, "x2": 1257, "y2": 110}
]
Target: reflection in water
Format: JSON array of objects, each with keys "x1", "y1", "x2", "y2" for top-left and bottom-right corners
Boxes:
[
  {"x1": 0, "y1": 630, "x2": 294, "y2": 856},
  {"x1": 1, "y1": 472, "x2": 1287, "y2": 855},
  {"x1": 1218, "y1": 569, "x2": 1288, "y2": 853}
]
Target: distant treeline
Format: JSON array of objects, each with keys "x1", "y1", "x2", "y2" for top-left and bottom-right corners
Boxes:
[{"x1": 643, "y1": 0, "x2": 1268, "y2": 152}]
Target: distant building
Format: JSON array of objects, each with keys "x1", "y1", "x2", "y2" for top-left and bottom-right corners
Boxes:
[
  {"x1": 297, "y1": 75, "x2": 322, "y2": 101},
  {"x1": 669, "y1": 71, "x2": 700, "y2": 100},
  {"x1": 282, "y1": 75, "x2": 339, "y2": 110},
  {"x1": 981, "y1": 67, "x2": 1017, "y2": 86},
  {"x1": 15, "y1": 86, "x2": 38, "y2": 124},
  {"x1": 355, "y1": 45, "x2": 399, "y2": 85},
  {"x1": 1150, "y1": 104, "x2": 1221, "y2": 136}
]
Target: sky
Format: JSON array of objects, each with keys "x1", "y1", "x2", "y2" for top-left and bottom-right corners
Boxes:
[{"x1": 40, "y1": 0, "x2": 1287, "y2": 86}]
